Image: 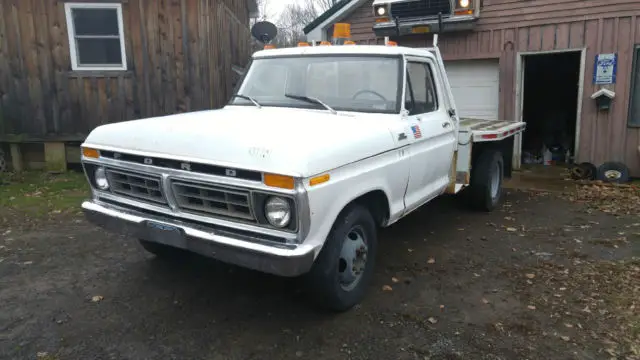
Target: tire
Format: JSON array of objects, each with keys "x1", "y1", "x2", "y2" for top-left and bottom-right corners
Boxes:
[
  {"x1": 581, "y1": 162, "x2": 598, "y2": 181},
  {"x1": 570, "y1": 162, "x2": 596, "y2": 180},
  {"x1": 138, "y1": 239, "x2": 185, "y2": 260},
  {"x1": 597, "y1": 161, "x2": 630, "y2": 184},
  {"x1": 468, "y1": 150, "x2": 504, "y2": 212},
  {"x1": 305, "y1": 204, "x2": 378, "y2": 312}
]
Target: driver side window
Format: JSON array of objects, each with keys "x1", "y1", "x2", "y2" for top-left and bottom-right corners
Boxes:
[{"x1": 405, "y1": 61, "x2": 438, "y2": 115}]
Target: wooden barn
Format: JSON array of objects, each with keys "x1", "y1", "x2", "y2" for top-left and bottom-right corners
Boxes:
[
  {"x1": 0, "y1": 0, "x2": 258, "y2": 172},
  {"x1": 305, "y1": 0, "x2": 640, "y2": 178}
]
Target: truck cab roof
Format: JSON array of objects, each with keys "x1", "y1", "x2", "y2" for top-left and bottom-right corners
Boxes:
[{"x1": 252, "y1": 44, "x2": 437, "y2": 60}]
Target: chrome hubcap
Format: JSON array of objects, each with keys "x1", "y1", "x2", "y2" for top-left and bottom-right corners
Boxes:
[{"x1": 338, "y1": 226, "x2": 368, "y2": 291}]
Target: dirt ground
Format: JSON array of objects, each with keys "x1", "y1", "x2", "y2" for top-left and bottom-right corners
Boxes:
[{"x1": 0, "y1": 172, "x2": 638, "y2": 360}]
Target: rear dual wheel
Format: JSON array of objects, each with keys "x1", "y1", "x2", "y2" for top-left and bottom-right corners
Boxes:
[{"x1": 468, "y1": 150, "x2": 504, "y2": 212}]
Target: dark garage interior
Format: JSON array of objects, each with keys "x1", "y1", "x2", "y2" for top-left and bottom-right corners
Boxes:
[{"x1": 521, "y1": 51, "x2": 581, "y2": 166}]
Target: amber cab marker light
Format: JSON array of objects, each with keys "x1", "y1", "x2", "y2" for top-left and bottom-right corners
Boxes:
[
  {"x1": 82, "y1": 147, "x2": 99, "y2": 158},
  {"x1": 263, "y1": 173, "x2": 295, "y2": 189},
  {"x1": 309, "y1": 174, "x2": 330, "y2": 187},
  {"x1": 333, "y1": 23, "x2": 351, "y2": 39},
  {"x1": 454, "y1": 9, "x2": 473, "y2": 15}
]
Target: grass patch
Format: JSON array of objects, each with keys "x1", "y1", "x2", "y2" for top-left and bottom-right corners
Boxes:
[{"x1": 0, "y1": 170, "x2": 90, "y2": 218}]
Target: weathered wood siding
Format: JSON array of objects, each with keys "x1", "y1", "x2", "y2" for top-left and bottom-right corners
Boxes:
[
  {"x1": 0, "y1": 0, "x2": 251, "y2": 140},
  {"x1": 338, "y1": 0, "x2": 640, "y2": 176}
]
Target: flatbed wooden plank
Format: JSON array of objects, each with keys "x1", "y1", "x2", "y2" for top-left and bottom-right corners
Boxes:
[
  {"x1": 459, "y1": 117, "x2": 517, "y2": 131},
  {"x1": 458, "y1": 117, "x2": 526, "y2": 142}
]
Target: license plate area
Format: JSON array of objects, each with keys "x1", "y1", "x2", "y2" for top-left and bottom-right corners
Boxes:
[{"x1": 144, "y1": 221, "x2": 187, "y2": 248}]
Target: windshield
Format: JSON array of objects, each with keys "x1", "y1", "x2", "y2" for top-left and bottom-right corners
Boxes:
[{"x1": 229, "y1": 55, "x2": 402, "y2": 113}]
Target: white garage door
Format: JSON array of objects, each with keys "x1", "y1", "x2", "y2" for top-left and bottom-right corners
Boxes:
[{"x1": 443, "y1": 60, "x2": 500, "y2": 120}]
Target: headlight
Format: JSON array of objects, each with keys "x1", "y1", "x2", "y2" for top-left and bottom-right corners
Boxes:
[
  {"x1": 94, "y1": 167, "x2": 109, "y2": 190},
  {"x1": 265, "y1": 196, "x2": 291, "y2": 228},
  {"x1": 374, "y1": 5, "x2": 387, "y2": 16},
  {"x1": 459, "y1": 0, "x2": 470, "y2": 7}
]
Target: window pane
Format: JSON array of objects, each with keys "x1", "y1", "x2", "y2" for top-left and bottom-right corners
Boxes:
[
  {"x1": 406, "y1": 62, "x2": 438, "y2": 114},
  {"x1": 629, "y1": 48, "x2": 640, "y2": 126},
  {"x1": 72, "y1": 8, "x2": 119, "y2": 36},
  {"x1": 232, "y1": 56, "x2": 401, "y2": 113},
  {"x1": 243, "y1": 61, "x2": 288, "y2": 96},
  {"x1": 76, "y1": 38, "x2": 122, "y2": 66}
]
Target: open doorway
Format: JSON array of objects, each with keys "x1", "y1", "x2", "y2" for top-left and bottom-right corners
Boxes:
[{"x1": 520, "y1": 51, "x2": 582, "y2": 166}]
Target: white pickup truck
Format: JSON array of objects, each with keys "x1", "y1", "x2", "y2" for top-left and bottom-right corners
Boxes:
[{"x1": 80, "y1": 30, "x2": 525, "y2": 312}]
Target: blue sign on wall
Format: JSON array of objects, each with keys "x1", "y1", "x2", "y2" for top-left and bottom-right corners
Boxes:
[{"x1": 593, "y1": 53, "x2": 617, "y2": 85}]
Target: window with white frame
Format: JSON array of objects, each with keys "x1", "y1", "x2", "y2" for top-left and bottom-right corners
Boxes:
[{"x1": 64, "y1": 3, "x2": 127, "y2": 71}]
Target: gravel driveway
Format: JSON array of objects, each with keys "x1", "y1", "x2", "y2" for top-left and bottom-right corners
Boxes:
[{"x1": 1, "y1": 182, "x2": 638, "y2": 360}]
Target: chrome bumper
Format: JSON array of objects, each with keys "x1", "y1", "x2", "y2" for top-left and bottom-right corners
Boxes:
[
  {"x1": 82, "y1": 200, "x2": 316, "y2": 277},
  {"x1": 372, "y1": 15, "x2": 477, "y2": 37}
]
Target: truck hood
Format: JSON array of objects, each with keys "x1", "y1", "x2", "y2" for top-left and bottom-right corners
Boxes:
[{"x1": 83, "y1": 106, "x2": 398, "y2": 177}]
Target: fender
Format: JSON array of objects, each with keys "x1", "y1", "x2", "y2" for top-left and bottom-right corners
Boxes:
[{"x1": 301, "y1": 149, "x2": 410, "y2": 257}]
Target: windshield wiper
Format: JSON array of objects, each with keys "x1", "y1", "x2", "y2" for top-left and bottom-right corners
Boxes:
[
  {"x1": 231, "y1": 94, "x2": 262, "y2": 108},
  {"x1": 284, "y1": 94, "x2": 337, "y2": 115}
]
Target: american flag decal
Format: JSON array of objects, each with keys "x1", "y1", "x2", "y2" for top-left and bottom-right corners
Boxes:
[{"x1": 411, "y1": 125, "x2": 422, "y2": 139}]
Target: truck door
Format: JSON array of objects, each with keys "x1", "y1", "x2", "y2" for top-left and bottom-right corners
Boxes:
[{"x1": 402, "y1": 57, "x2": 456, "y2": 214}]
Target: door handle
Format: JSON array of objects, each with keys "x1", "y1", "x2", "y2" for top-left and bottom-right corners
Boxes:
[{"x1": 442, "y1": 122, "x2": 451, "y2": 128}]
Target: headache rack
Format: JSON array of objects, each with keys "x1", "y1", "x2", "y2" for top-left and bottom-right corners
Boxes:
[{"x1": 390, "y1": 0, "x2": 452, "y2": 19}]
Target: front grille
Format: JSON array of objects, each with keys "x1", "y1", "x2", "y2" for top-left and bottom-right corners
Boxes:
[
  {"x1": 391, "y1": 0, "x2": 451, "y2": 19},
  {"x1": 106, "y1": 169, "x2": 166, "y2": 204},
  {"x1": 171, "y1": 181, "x2": 255, "y2": 221}
]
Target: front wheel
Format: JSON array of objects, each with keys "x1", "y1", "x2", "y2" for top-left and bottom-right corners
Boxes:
[
  {"x1": 468, "y1": 150, "x2": 504, "y2": 212},
  {"x1": 305, "y1": 204, "x2": 378, "y2": 312}
]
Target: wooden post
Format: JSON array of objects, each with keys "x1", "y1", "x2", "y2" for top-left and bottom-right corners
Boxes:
[
  {"x1": 44, "y1": 142, "x2": 67, "y2": 173},
  {"x1": 9, "y1": 143, "x2": 24, "y2": 172}
]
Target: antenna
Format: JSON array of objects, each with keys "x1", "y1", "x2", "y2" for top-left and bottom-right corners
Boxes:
[{"x1": 251, "y1": 21, "x2": 278, "y2": 44}]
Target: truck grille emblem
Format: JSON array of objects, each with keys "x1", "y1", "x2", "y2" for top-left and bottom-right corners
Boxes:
[
  {"x1": 144, "y1": 157, "x2": 153, "y2": 165},
  {"x1": 225, "y1": 169, "x2": 237, "y2": 177},
  {"x1": 114, "y1": 152, "x2": 122, "y2": 159},
  {"x1": 181, "y1": 162, "x2": 191, "y2": 171}
]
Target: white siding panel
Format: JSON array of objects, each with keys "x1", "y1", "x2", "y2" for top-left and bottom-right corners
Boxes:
[{"x1": 444, "y1": 60, "x2": 500, "y2": 120}]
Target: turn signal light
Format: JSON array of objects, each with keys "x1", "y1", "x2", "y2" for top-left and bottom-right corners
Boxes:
[
  {"x1": 264, "y1": 44, "x2": 276, "y2": 49},
  {"x1": 82, "y1": 147, "x2": 99, "y2": 158},
  {"x1": 387, "y1": 40, "x2": 398, "y2": 46},
  {"x1": 263, "y1": 173, "x2": 295, "y2": 189},
  {"x1": 319, "y1": 41, "x2": 331, "y2": 46}
]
